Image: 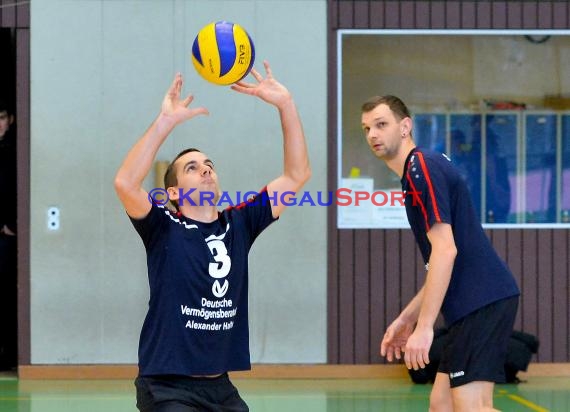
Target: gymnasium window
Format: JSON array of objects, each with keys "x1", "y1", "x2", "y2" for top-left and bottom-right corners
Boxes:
[{"x1": 338, "y1": 31, "x2": 570, "y2": 228}]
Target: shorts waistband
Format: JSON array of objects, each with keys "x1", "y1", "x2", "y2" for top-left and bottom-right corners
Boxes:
[{"x1": 140, "y1": 373, "x2": 230, "y2": 385}]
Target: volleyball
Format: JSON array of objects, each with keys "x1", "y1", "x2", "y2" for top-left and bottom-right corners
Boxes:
[{"x1": 191, "y1": 21, "x2": 255, "y2": 85}]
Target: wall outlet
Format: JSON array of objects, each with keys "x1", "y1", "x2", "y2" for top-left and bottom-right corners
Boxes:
[{"x1": 47, "y1": 207, "x2": 60, "y2": 231}]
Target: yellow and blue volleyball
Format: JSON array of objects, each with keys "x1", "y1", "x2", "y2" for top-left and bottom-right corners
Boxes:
[{"x1": 191, "y1": 21, "x2": 255, "y2": 85}]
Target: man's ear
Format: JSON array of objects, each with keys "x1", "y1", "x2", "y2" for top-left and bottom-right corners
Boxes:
[
  {"x1": 401, "y1": 117, "x2": 412, "y2": 137},
  {"x1": 167, "y1": 186, "x2": 179, "y2": 201}
]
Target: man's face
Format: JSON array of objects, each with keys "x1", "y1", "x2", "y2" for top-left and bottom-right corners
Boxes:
[
  {"x1": 361, "y1": 104, "x2": 406, "y2": 160},
  {"x1": 0, "y1": 111, "x2": 13, "y2": 139},
  {"x1": 169, "y1": 151, "x2": 221, "y2": 206}
]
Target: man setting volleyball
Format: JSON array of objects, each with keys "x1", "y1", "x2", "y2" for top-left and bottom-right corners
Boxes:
[
  {"x1": 360, "y1": 95, "x2": 519, "y2": 412},
  {"x1": 114, "y1": 61, "x2": 310, "y2": 412}
]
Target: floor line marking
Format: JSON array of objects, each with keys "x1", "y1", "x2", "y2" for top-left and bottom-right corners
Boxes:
[{"x1": 507, "y1": 393, "x2": 550, "y2": 412}]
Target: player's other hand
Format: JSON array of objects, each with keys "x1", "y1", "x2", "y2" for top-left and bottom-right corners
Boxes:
[
  {"x1": 403, "y1": 326, "x2": 433, "y2": 370},
  {"x1": 380, "y1": 318, "x2": 414, "y2": 363},
  {"x1": 231, "y1": 61, "x2": 292, "y2": 110},
  {"x1": 160, "y1": 73, "x2": 209, "y2": 126}
]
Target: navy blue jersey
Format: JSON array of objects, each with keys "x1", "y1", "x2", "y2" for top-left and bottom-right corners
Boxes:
[
  {"x1": 129, "y1": 189, "x2": 277, "y2": 376},
  {"x1": 401, "y1": 148, "x2": 519, "y2": 325}
]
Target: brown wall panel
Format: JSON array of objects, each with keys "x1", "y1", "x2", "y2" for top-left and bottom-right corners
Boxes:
[
  {"x1": 328, "y1": 0, "x2": 570, "y2": 364},
  {"x1": 414, "y1": 1, "x2": 430, "y2": 28},
  {"x1": 1, "y1": 1, "x2": 30, "y2": 367},
  {"x1": 553, "y1": 2, "x2": 569, "y2": 29},
  {"x1": 327, "y1": 218, "x2": 339, "y2": 363},
  {"x1": 461, "y1": 2, "x2": 477, "y2": 29},
  {"x1": 476, "y1": 1, "x2": 492, "y2": 28},
  {"x1": 446, "y1": 2, "x2": 461, "y2": 30},
  {"x1": 507, "y1": 230, "x2": 524, "y2": 331},
  {"x1": 337, "y1": 1, "x2": 355, "y2": 28},
  {"x1": 430, "y1": 1, "x2": 446, "y2": 29},
  {"x1": 338, "y1": 230, "x2": 355, "y2": 363},
  {"x1": 1, "y1": 0, "x2": 16, "y2": 27},
  {"x1": 522, "y1": 2, "x2": 539, "y2": 29},
  {"x1": 368, "y1": 2, "x2": 385, "y2": 29},
  {"x1": 400, "y1": 2, "x2": 415, "y2": 30},
  {"x1": 15, "y1": 26, "x2": 29, "y2": 366},
  {"x1": 384, "y1": 1, "x2": 400, "y2": 30},
  {"x1": 490, "y1": 229, "x2": 507, "y2": 262},
  {"x1": 369, "y1": 230, "x2": 386, "y2": 364},
  {"x1": 16, "y1": 2, "x2": 29, "y2": 28},
  {"x1": 521, "y1": 230, "x2": 539, "y2": 339},
  {"x1": 326, "y1": 0, "x2": 339, "y2": 364},
  {"x1": 507, "y1": 2, "x2": 523, "y2": 28},
  {"x1": 537, "y1": 231, "x2": 553, "y2": 362},
  {"x1": 353, "y1": 1, "x2": 369, "y2": 29},
  {"x1": 552, "y1": 230, "x2": 569, "y2": 362},
  {"x1": 384, "y1": 231, "x2": 402, "y2": 326},
  {"x1": 354, "y1": 231, "x2": 370, "y2": 363},
  {"x1": 331, "y1": 1, "x2": 570, "y2": 31},
  {"x1": 492, "y1": 2, "x2": 508, "y2": 29},
  {"x1": 414, "y1": 241, "x2": 424, "y2": 304},
  {"x1": 400, "y1": 230, "x2": 418, "y2": 307},
  {"x1": 537, "y1": 2, "x2": 554, "y2": 29}
]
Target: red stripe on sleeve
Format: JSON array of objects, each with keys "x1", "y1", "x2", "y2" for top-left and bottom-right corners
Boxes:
[
  {"x1": 416, "y1": 152, "x2": 442, "y2": 223},
  {"x1": 406, "y1": 171, "x2": 430, "y2": 231},
  {"x1": 225, "y1": 186, "x2": 268, "y2": 211}
]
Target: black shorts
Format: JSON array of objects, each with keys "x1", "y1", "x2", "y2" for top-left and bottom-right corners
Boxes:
[
  {"x1": 135, "y1": 373, "x2": 249, "y2": 412},
  {"x1": 438, "y1": 295, "x2": 519, "y2": 388}
]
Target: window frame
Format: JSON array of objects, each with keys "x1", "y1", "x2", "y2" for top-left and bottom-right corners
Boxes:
[{"x1": 337, "y1": 29, "x2": 570, "y2": 229}]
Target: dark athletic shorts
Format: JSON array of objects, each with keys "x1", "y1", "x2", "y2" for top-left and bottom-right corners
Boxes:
[
  {"x1": 135, "y1": 373, "x2": 249, "y2": 412},
  {"x1": 438, "y1": 295, "x2": 519, "y2": 388}
]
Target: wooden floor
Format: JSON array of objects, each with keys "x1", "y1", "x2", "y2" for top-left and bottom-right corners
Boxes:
[{"x1": 1, "y1": 372, "x2": 569, "y2": 411}]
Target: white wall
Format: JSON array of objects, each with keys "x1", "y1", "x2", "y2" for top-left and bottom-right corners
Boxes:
[{"x1": 30, "y1": 0, "x2": 327, "y2": 364}]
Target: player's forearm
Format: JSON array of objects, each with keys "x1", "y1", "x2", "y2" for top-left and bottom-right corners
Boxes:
[
  {"x1": 115, "y1": 114, "x2": 176, "y2": 190},
  {"x1": 278, "y1": 97, "x2": 311, "y2": 188},
  {"x1": 416, "y1": 247, "x2": 456, "y2": 329},
  {"x1": 398, "y1": 285, "x2": 425, "y2": 324}
]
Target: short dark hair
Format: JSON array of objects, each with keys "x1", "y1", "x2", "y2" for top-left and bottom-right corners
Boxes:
[
  {"x1": 361, "y1": 95, "x2": 411, "y2": 121},
  {"x1": 163, "y1": 148, "x2": 201, "y2": 209},
  {"x1": 0, "y1": 99, "x2": 14, "y2": 115}
]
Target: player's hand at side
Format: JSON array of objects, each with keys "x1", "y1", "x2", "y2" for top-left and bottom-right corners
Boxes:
[
  {"x1": 160, "y1": 73, "x2": 209, "y2": 126},
  {"x1": 403, "y1": 326, "x2": 433, "y2": 371},
  {"x1": 380, "y1": 318, "x2": 414, "y2": 362},
  {"x1": 230, "y1": 61, "x2": 292, "y2": 110}
]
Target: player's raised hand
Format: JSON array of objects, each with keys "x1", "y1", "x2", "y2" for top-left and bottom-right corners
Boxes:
[
  {"x1": 161, "y1": 73, "x2": 209, "y2": 125},
  {"x1": 230, "y1": 61, "x2": 292, "y2": 110}
]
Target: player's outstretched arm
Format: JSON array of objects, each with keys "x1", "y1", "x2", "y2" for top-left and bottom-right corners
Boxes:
[
  {"x1": 114, "y1": 74, "x2": 208, "y2": 218},
  {"x1": 231, "y1": 61, "x2": 311, "y2": 217}
]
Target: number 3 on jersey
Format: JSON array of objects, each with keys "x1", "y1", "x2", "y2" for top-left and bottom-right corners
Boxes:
[
  {"x1": 207, "y1": 239, "x2": 231, "y2": 298},
  {"x1": 206, "y1": 238, "x2": 231, "y2": 277}
]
